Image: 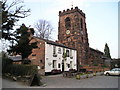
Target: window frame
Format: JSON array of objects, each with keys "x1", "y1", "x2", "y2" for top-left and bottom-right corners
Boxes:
[
  {"x1": 66, "y1": 50, "x2": 70, "y2": 57},
  {"x1": 58, "y1": 47, "x2": 61, "y2": 54},
  {"x1": 53, "y1": 60, "x2": 57, "y2": 69},
  {"x1": 58, "y1": 63, "x2": 61, "y2": 68},
  {"x1": 53, "y1": 46, "x2": 56, "y2": 55},
  {"x1": 65, "y1": 17, "x2": 71, "y2": 29}
]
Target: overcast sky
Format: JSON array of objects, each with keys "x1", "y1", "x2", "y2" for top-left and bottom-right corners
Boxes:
[{"x1": 5, "y1": 0, "x2": 119, "y2": 58}]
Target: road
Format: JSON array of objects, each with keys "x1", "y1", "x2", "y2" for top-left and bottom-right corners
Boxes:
[{"x1": 2, "y1": 74, "x2": 120, "y2": 88}]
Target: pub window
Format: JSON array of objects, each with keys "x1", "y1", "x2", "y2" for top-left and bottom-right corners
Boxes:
[
  {"x1": 81, "y1": 37, "x2": 83, "y2": 42},
  {"x1": 40, "y1": 60, "x2": 42, "y2": 63},
  {"x1": 58, "y1": 63, "x2": 61, "y2": 68},
  {"x1": 32, "y1": 54, "x2": 36, "y2": 56},
  {"x1": 65, "y1": 17, "x2": 71, "y2": 29},
  {"x1": 58, "y1": 48, "x2": 61, "y2": 54},
  {"x1": 53, "y1": 46, "x2": 56, "y2": 55},
  {"x1": 67, "y1": 64, "x2": 70, "y2": 68},
  {"x1": 53, "y1": 60, "x2": 57, "y2": 69},
  {"x1": 66, "y1": 50, "x2": 69, "y2": 57},
  {"x1": 63, "y1": 48, "x2": 65, "y2": 55},
  {"x1": 70, "y1": 61, "x2": 73, "y2": 69}
]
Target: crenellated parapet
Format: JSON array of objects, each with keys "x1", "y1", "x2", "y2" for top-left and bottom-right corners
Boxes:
[{"x1": 59, "y1": 6, "x2": 85, "y2": 17}]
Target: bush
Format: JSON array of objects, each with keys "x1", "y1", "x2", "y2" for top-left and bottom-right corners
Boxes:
[
  {"x1": 3, "y1": 63, "x2": 38, "y2": 77},
  {"x1": 94, "y1": 64, "x2": 98, "y2": 66},
  {"x1": 79, "y1": 73, "x2": 86, "y2": 75},
  {"x1": 2, "y1": 57, "x2": 12, "y2": 73},
  {"x1": 2, "y1": 56, "x2": 38, "y2": 77}
]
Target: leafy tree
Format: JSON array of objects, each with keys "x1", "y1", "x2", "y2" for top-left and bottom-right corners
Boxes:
[
  {"x1": 34, "y1": 19, "x2": 53, "y2": 40},
  {"x1": 8, "y1": 24, "x2": 37, "y2": 59},
  {"x1": 104, "y1": 43, "x2": 111, "y2": 59},
  {"x1": 1, "y1": 0, "x2": 30, "y2": 40}
]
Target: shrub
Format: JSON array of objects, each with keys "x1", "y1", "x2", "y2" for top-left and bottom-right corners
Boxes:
[
  {"x1": 3, "y1": 63, "x2": 38, "y2": 77},
  {"x1": 94, "y1": 64, "x2": 98, "y2": 66},
  {"x1": 79, "y1": 73, "x2": 86, "y2": 75},
  {"x1": 2, "y1": 57, "x2": 12, "y2": 73}
]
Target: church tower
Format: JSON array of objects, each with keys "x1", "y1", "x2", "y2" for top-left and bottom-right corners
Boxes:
[{"x1": 58, "y1": 7, "x2": 89, "y2": 70}]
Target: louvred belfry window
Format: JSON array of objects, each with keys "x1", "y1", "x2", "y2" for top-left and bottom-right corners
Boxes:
[
  {"x1": 65, "y1": 17, "x2": 71, "y2": 29},
  {"x1": 80, "y1": 18, "x2": 83, "y2": 29}
]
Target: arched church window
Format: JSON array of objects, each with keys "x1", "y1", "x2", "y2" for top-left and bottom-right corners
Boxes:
[
  {"x1": 81, "y1": 37, "x2": 83, "y2": 42},
  {"x1": 74, "y1": 15, "x2": 79, "y2": 21},
  {"x1": 80, "y1": 18, "x2": 83, "y2": 29},
  {"x1": 65, "y1": 17, "x2": 71, "y2": 29}
]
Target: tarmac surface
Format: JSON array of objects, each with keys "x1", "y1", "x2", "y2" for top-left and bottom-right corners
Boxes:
[{"x1": 2, "y1": 74, "x2": 119, "y2": 88}]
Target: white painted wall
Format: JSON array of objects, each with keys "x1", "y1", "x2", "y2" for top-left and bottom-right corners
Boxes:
[{"x1": 45, "y1": 42, "x2": 77, "y2": 73}]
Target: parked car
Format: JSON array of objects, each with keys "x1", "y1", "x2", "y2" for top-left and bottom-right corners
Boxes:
[{"x1": 104, "y1": 68, "x2": 120, "y2": 76}]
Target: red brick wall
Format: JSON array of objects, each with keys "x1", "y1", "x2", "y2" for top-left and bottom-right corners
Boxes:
[
  {"x1": 88, "y1": 48, "x2": 104, "y2": 66},
  {"x1": 58, "y1": 7, "x2": 106, "y2": 72},
  {"x1": 28, "y1": 37, "x2": 45, "y2": 75},
  {"x1": 58, "y1": 7, "x2": 89, "y2": 70}
]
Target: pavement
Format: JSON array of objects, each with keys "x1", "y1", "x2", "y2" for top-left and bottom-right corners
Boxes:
[{"x1": 2, "y1": 74, "x2": 119, "y2": 88}]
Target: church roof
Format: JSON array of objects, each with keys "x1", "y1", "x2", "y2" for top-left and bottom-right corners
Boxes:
[{"x1": 89, "y1": 47, "x2": 104, "y2": 54}]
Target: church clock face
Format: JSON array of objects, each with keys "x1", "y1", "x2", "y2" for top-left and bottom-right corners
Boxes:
[{"x1": 66, "y1": 30, "x2": 70, "y2": 34}]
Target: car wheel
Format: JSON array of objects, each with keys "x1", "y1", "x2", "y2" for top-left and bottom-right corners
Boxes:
[{"x1": 106, "y1": 73, "x2": 110, "y2": 76}]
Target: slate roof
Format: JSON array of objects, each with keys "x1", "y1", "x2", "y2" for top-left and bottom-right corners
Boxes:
[
  {"x1": 33, "y1": 36, "x2": 76, "y2": 50},
  {"x1": 89, "y1": 47, "x2": 104, "y2": 54},
  {"x1": 8, "y1": 55, "x2": 22, "y2": 61}
]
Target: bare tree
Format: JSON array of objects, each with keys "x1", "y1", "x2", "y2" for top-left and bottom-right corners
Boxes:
[{"x1": 34, "y1": 19, "x2": 53, "y2": 40}]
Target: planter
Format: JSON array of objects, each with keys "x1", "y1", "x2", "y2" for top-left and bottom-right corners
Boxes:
[
  {"x1": 63, "y1": 72, "x2": 68, "y2": 77},
  {"x1": 76, "y1": 73, "x2": 95, "y2": 80},
  {"x1": 80, "y1": 74, "x2": 87, "y2": 79},
  {"x1": 76, "y1": 74, "x2": 80, "y2": 80},
  {"x1": 93, "y1": 73, "x2": 96, "y2": 76}
]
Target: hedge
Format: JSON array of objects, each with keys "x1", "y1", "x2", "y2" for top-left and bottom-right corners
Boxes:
[
  {"x1": 2, "y1": 57, "x2": 38, "y2": 77},
  {"x1": 3, "y1": 64, "x2": 38, "y2": 77}
]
